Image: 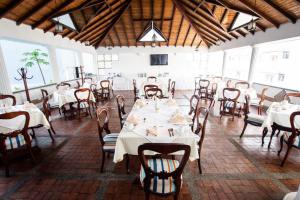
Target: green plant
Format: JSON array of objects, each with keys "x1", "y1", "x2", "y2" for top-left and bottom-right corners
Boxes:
[{"x1": 21, "y1": 49, "x2": 49, "y2": 85}]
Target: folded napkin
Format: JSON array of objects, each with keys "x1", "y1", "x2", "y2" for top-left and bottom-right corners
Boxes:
[
  {"x1": 146, "y1": 126, "x2": 158, "y2": 136},
  {"x1": 165, "y1": 99, "x2": 177, "y2": 106},
  {"x1": 169, "y1": 112, "x2": 187, "y2": 124},
  {"x1": 127, "y1": 114, "x2": 140, "y2": 125}
]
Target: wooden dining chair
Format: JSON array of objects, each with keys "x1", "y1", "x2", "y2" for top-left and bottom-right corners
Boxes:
[
  {"x1": 194, "y1": 77, "x2": 201, "y2": 95},
  {"x1": 133, "y1": 79, "x2": 139, "y2": 101},
  {"x1": 40, "y1": 89, "x2": 61, "y2": 115},
  {"x1": 207, "y1": 82, "x2": 217, "y2": 100},
  {"x1": 31, "y1": 96, "x2": 56, "y2": 142},
  {"x1": 235, "y1": 81, "x2": 250, "y2": 89},
  {"x1": 100, "y1": 80, "x2": 111, "y2": 99},
  {"x1": 226, "y1": 80, "x2": 233, "y2": 88},
  {"x1": 145, "y1": 88, "x2": 163, "y2": 99},
  {"x1": 73, "y1": 88, "x2": 93, "y2": 119},
  {"x1": 56, "y1": 82, "x2": 71, "y2": 89},
  {"x1": 147, "y1": 76, "x2": 157, "y2": 82},
  {"x1": 138, "y1": 143, "x2": 190, "y2": 200},
  {"x1": 96, "y1": 107, "x2": 129, "y2": 173},
  {"x1": 192, "y1": 106, "x2": 209, "y2": 174},
  {"x1": 170, "y1": 81, "x2": 175, "y2": 98},
  {"x1": 250, "y1": 87, "x2": 268, "y2": 115},
  {"x1": 116, "y1": 95, "x2": 128, "y2": 129},
  {"x1": 0, "y1": 95, "x2": 16, "y2": 106},
  {"x1": 240, "y1": 95, "x2": 268, "y2": 144},
  {"x1": 199, "y1": 79, "x2": 210, "y2": 99},
  {"x1": 0, "y1": 111, "x2": 35, "y2": 177},
  {"x1": 189, "y1": 95, "x2": 200, "y2": 116},
  {"x1": 278, "y1": 111, "x2": 300, "y2": 166},
  {"x1": 219, "y1": 88, "x2": 241, "y2": 121}
]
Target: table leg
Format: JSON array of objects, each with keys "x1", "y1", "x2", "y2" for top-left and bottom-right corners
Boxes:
[
  {"x1": 261, "y1": 127, "x2": 268, "y2": 146},
  {"x1": 268, "y1": 125, "x2": 277, "y2": 149}
]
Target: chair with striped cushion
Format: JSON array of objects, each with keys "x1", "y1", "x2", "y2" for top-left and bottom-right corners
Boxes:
[
  {"x1": 0, "y1": 111, "x2": 35, "y2": 177},
  {"x1": 219, "y1": 88, "x2": 241, "y2": 121},
  {"x1": 278, "y1": 111, "x2": 300, "y2": 166},
  {"x1": 73, "y1": 88, "x2": 93, "y2": 119},
  {"x1": 96, "y1": 107, "x2": 129, "y2": 173},
  {"x1": 138, "y1": 143, "x2": 190, "y2": 200}
]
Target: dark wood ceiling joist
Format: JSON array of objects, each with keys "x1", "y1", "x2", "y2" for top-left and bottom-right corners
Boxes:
[
  {"x1": 167, "y1": 5, "x2": 176, "y2": 46},
  {"x1": 0, "y1": 0, "x2": 25, "y2": 19}
]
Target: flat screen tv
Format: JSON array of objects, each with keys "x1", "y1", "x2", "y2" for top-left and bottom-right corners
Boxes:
[{"x1": 150, "y1": 54, "x2": 168, "y2": 65}]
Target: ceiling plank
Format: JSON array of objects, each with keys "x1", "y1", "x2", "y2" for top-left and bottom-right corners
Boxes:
[
  {"x1": 95, "y1": 0, "x2": 132, "y2": 48},
  {"x1": 256, "y1": 22, "x2": 266, "y2": 32},
  {"x1": 43, "y1": 23, "x2": 55, "y2": 33},
  {"x1": 121, "y1": 18, "x2": 130, "y2": 47},
  {"x1": 172, "y1": 0, "x2": 210, "y2": 47},
  {"x1": 190, "y1": 33, "x2": 197, "y2": 46},
  {"x1": 238, "y1": 0, "x2": 280, "y2": 28},
  {"x1": 113, "y1": 27, "x2": 122, "y2": 46},
  {"x1": 16, "y1": 1, "x2": 51, "y2": 25},
  {"x1": 139, "y1": 0, "x2": 145, "y2": 47},
  {"x1": 0, "y1": 0, "x2": 25, "y2": 19},
  {"x1": 196, "y1": 40, "x2": 202, "y2": 48},
  {"x1": 262, "y1": 0, "x2": 297, "y2": 23},
  {"x1": 167, "y1": 5, "x2": 176, "y2": 46},
  {"x1": 62, "y1": 29, "x2": 72, "y2": 38},
  {"x1": 159, "y1": 0, "x2": 165, "y2": 46},
  {"x1": 31, "y1": 0, "x2": 75, "y2": 29},
  {"x1": 52, "y1": 0, "x2": 96, "y2": 18},
  {"x1": 108, "y1": 34, "x2": 115, "y2": 47},
  {"x1": 129, "y1": 5, "x2": 137, "y2": 46},
  {"x1": 175, "y1": 16, "x2": 184, "y2": 46},
  {"x1": 183, "y1": 25, "x2": 191, "y2": 46}
]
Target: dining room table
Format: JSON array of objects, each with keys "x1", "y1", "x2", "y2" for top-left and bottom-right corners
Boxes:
[
  {"x1": 0, "y1": 102, "x2": 50, "y2": 134},
  {"x1": 113, "y1": 98, "x2": 200, "y2": 163}
]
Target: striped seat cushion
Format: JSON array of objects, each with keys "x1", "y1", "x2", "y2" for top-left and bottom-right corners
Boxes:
[
  {"x1": 72, "y1": 102, "x2": 90, "y2": 109},
  {"x1": 224, "y1": 101, "x2": 241, "y2": 109},
  {"x1": 103, "y1": 133, "x2": 118, "y2": 151},
  {"x1": 283, "y1": 132, "x2": 300, "y2": 147},
  {"x1": 5, "y1": 134, "x2": 32, "y2": 150},
  {"x1": 140, "y1": 158, "x2": 180, "y2": 194}
]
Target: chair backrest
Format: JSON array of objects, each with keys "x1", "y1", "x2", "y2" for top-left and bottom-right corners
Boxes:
[
  {"x1": 145, "y1": 88, "x2": 163, "y2": 99},
  {"x1": 0, "y1": 111, "x2": 31, "y2": 146},
  {"x1": 223, "y1": 88, "x2": 241, "y2": 101},
  {"x1": 290, "y1": 111, "x2": 300, "y2": 139},
  {"x1": 41, "y1": 89, "x2": 49, "y2": 99},
  {"x1": 74, "y1": 88, "x2": 91, "y2": 103},
  {"x1": 75, "y1": 81, "x2": 81, "y2": 89},
  {"x1": 138, "y1": 143, "x2": 190, "y2": 189},
  {"x1": 100, "y1": 80, "x2": 110, "y2": 89},
  {"x1": 147, "y1": 76, "x2": 157, "y2": 82},
  {"x1": 90, "y1": 84, "x2": 97, "y2": 92},
  {"x1": 189, "y1": 95, "x2": 200, "y2": 115},
  {"x1": 199, "y1": 79, "x2": 210, "y2": 88},
  {"x1": 0, "y1": 95, "x2": 16, "y2": 106},
  {"x1": 116, "y1": 95, "x2": 126, "y2": 118},
  {"x1": 56, "y1": 82, "x2": 71, "y2": 89},
  {"x1": 42, "y1": 96, "x2": 51, "y2": 121},
  {"x1": 235, "y1": 81, "x2": 250, "y2": 89},
  {"x1": 170, "y1": 81, "x2": 175, "y2": 97},
  {"x1": 244, "y1": 95, "x2": 251, "y2": 115},
  {"x1": 226, "y1": 80, "x2": 233, "y2": 88},
  {"x1": 192, "y1": 107, "x2": 209, "y2": 151},
  {"x1": 95, "y1": 107, "x2": 111, "y2": 146},
  {"x1": 144, "y1": 84, "x2": 158, "y2": 95}
]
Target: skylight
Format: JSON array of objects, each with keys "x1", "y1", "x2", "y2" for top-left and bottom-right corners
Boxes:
[
  {"x1": 230, "y1": 12, "x2": 259, "y2": 31},
  {"x1": 53, "y1": 14, "x2": 76, "y2": 31},
  {"x1": 138, "y1": 21, "x2": 167, "y2": 42}
]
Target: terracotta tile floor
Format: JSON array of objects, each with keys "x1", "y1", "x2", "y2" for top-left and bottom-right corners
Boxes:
[{"x1": 0, "y1": 90, "x2": 299, "y2": 200}]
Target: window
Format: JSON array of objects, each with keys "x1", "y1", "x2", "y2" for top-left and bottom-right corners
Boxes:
[
  {"x1": 252, "y1": 37, "x2": 300, "y2": 90},
  {"x1": 224, "y1": 46, "x2": 252, "y2": 81},
  {"x1": 97, "y1": 54, "x2": 118, "y2": 72},
  {"x1": 0, "y1": 39, "x2": 53, "y2": 92},
  {"x1": 198, "y1": 51, "x2": 223, "y2": 77},
  {"x1": 82, "y1": 53, "x2": 95, "y2": 75},
  {"x1": 230, "y1": 12, "x2": 259, "y2": 31},
  {"x1": 56, "y1": 48, "x2": 79, "y2": 81}
]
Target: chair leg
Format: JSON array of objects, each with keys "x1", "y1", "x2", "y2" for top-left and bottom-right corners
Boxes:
[
  {"x1": 145, "y1": 191, "x2": 150, "y2": 200},
  {"x1": 240, "y1": 121, "x2": 248, "y2": 138},
  {"x1": 281, "y1": 145, "x2": 293, "y2": 167},
  {"x1": 268, "y1": 126, "x2": 277, "y2": 149},
  {"x1": 31, "y1": 128, "x2": 36, "y2": 138},
  {"x1": 262, "y1": 127, "x2": 268, "y2": 146},
  {"x1": 47, "y1": 129, "x2": 55, "y2": 142},
  {"x1": 88, "y1": 106, "x2": 92, "y2": 119},
  {"x1": 197, "y1": 158, "x2": 202, "y2": 174},
  {"x1": 278, "y1": 135, "x2": 284, "y2": 156},
  {"x1": 126, "y1": 154, "x2": 130, "y2": 174},
  {"x1": 101, "y1": 150, "x2": 105, "y2": 173},
  {"x1": 58, "y1": 108, "x2": 61, "y2": 116},
  {"x1": 50, "y1": 123, "x2": 56, "y2": 135},
  {"x1": 2, "y1": 152, "x2": 9, "y2": 177}
]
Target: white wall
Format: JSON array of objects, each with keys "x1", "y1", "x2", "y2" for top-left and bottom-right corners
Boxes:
[
  {"x1": 97, "y1": 46, "x2": 207, "y2": 90},
  {"x1": 0, "y1": 19, "x2": 97, "y2": 103}
]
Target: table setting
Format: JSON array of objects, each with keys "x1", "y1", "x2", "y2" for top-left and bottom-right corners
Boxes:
[{"x1": 113, "y1": 98, "x2": 199, "y2": 163}]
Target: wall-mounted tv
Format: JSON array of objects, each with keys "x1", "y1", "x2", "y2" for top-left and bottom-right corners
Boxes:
[{"x1": 150, "y1": 54, "x2": 168, "y2": 65}]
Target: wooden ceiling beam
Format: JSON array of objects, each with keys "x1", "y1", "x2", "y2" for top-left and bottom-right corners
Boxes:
[
  {"x1": 108, "y1": 34, "x2": 115, "y2": 47},
  {"x1": 263, "y1": 0, "x2": 297, "y2": 23},
  {"x1": 0, "y1": 0, "x2": 25, "y2": 19},
  {"x1": 113, "y1": 27, "x2": 122, "y2": 46},
  {"x1": 236, "y1": 29, "x2": 246, "y2": 37},
  {"x1": 256, "y1": 22, "x2": 266, "y2": 32},
  {"x1": 43, "y1": 23, "x2": 55, "y2": 33},
  {"x1": 175, "y1": 16, "x2": 184, "y2": 46},
  {"x1": 197, "y1": 40, "x2": 202, "y2": 48},
  {"x1": 31, "y1": 0, "x2": 75, "y2": 29},
  {"x1": 129, "y1": 5, "x2": 138, "y2": 47},
  {"x1": 238, "y1": 0, "x2": 280, "y2": 28},
  {"x1": 62, "y1": 29, "x2": 72, "y2": 38},
  {"x1": 167, "y1": 5, "x2": 175, "y2": 46},
  {"x1": 172, "y1": 0, "x2": 210, "y2": 47},
  {"x1": 190, "y1": 33, "x2": 197, "y2": 46},
  {"x1": 16, "y1": 1, "x2": 50, "y2": 25},
  {"x1": 95, "y1": 0, "x2": 131, "y2": 48},
  {"x1": 52, "y1": 0, "x2": 96, "y2": 18},
  {"x1": 65, "y1": 30, "x2": 75, "y2": 38},
  {"x1": 183, "y1": 25, "x2": 191, "y2": 46},
  {"x1": 121, "y1": 18, "x2": 130, "y2": 47},
  {"x1": 133, "y1": 18, "x2": 172, "y2": 21}
]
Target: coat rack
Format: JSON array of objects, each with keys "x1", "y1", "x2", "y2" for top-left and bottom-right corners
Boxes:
[
  {"x1": 14, "y1": 67, "x2": 33, "y2": 102},
  {"x1": 79, "y1": 65, "x2": 84, "y2": 85}
]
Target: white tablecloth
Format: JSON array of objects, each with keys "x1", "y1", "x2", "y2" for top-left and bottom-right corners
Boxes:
[
  {"x1": 53, "y1": 89, "x2": 96, "y2": 108},
  {"x1": 262, "y1": 102, "x2": 300, "y2": 130},
  {"x1": 138, "y1": 80, "x2": 169, "y2": 97},
  {"x1": 212, "y1": 85, "x2": 257, "y2": 116},
  {"x1": 0, "y1": 104, "x2": 50, "y2": 134},
  {"x1": 113, "y1": 99, "x2": 200, "y2": 163}
]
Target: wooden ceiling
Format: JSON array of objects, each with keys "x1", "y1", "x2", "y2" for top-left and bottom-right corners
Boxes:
[{"x1": 0, "y1": 0, "x2": 300, "y2": 48}]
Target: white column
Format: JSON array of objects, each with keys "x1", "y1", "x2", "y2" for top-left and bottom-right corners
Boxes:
[
  {"x1": 248, "y1": 46, "x2": 258, "y2": 84},
  {"x1": 221, "y1": 51, "x2": 227, "y2": 78},
  {"x1": 0, "y1": 45, "x2": 12, "y2": 94},
  {"x1": 48, "y1": 46, "x2": 60, "y2": 83}
]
